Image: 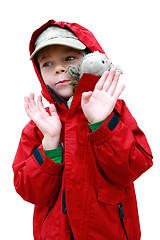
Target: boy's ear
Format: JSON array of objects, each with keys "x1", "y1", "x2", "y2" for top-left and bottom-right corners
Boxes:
[{"x1": 68, "y1": 65, "x2": 80, "y2": 80}]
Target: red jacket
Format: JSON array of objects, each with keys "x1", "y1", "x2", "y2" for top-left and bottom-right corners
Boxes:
[{"x1": 13, "y1": 20, "x2": 153, "y2": 240}]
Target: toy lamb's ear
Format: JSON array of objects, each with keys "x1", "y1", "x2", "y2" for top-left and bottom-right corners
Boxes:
[
  {"x1": 109, "y1": 62, "x2": 123, "y2": 74},
  {"x1": 68, "y1": 65, "x2": 80, "y2": 80},
  {"x1": 115, "y1": 65, "x2": 123, "y2": 74}
]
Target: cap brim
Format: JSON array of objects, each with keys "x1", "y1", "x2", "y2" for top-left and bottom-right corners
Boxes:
[{"x1": 30, "y1": 38, "x2": 86, "y2": 60}]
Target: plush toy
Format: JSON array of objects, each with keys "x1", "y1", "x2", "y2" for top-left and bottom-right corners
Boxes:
[
  {"x1": 67, "y1": 51, "x2": 123, "y2": 108},
  {"x1": 68, "y1": 51, "x2": 123, "y2": 82}
]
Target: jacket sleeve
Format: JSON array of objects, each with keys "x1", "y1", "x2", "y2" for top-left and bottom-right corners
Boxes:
[
  {"x1": 88, "y1": 100, "x2": 153, "y2": 188},
  {"x1": 12, "y1": 120, "x2": 64, "y2": 207}
]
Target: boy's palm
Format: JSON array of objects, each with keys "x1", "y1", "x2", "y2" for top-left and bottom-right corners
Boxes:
[
  {"x1": 24, "y1": 93, "x2": 61, "y2": 138},
  {"x1": 81, "y1": 69, "x2": 125, "y2": 124}
]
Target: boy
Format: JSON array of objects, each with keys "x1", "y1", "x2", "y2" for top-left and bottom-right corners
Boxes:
[{"x1": 13, "y1": 20, "x2": 153, "y2": 240}]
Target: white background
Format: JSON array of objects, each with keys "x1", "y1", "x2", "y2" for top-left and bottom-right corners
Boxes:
[{"x1": 1, "y1": 0, "x2": 160, "y2": 239}]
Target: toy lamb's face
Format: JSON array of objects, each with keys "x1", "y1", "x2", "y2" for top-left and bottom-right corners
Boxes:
[{"x1": 80, "y1": 52, "x2": 112, "y2": 76}]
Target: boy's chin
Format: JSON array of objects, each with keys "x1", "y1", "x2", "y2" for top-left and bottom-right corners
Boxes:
[{"x1": 59, "y1": 91, "x2": 74, "y2": 101}]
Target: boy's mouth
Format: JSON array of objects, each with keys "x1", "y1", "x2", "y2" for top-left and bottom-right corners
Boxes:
[{"x1": 55, "y1": 80, "x2": 72, "y2": 86}]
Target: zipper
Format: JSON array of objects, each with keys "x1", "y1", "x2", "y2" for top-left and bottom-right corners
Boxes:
[
  {"x1": 70, "y1": 227, "x2": 74, "y2": 240},
  {"x1": 62, "y1": 189, "x2": 67, "y2": 213},
  {"x1": 118, "y1": 202, "x2": 128, "y2": 239}
]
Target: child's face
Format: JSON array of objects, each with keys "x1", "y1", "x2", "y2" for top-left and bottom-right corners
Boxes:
[{"x1": 37, "y1": 45, "x2": 84, "y2": 99}]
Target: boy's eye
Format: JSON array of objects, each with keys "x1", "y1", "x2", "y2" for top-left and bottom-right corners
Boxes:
[
  {"x1": 44, "y1": 62, "x2": 52, "y2": 67},
  {"x1": 65, "y1": 56, "x2": 74, "y2": 61}
]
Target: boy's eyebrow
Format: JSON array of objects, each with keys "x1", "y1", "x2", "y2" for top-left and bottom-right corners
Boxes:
[{"x1": 38, "y1": 55, "x2": 50, "y2": 63}]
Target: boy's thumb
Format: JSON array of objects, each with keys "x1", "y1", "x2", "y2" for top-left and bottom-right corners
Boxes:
[
  {"x1": 81, "y1": 91, "x2": 92, "y2": 105},
  {"x1": 49, "y1": 104, "x2": 57, "y2": 116}
]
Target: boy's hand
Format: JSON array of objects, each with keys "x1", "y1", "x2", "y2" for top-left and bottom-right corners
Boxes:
[
  {"x1": 81, "y1": 69, "x2": 125, "y2": 124},
  {"x1": 24, "y1": 93, "x2": 62, "y2": 150}
]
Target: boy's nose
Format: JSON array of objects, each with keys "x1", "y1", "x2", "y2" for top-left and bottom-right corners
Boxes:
[{"x1": 55, "y1": 65, "x2": 66, "y2": 75}]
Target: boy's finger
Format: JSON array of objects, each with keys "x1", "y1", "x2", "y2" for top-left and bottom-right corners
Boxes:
[
  {"x1": 24, "y1": 96, "x2": 29, "y2": 104},
  {"x1": 24, "y1": 96, "x2": 34, "y2": 117},
  {"x1": 94, "y1": 71, "x2": 109, "y2": 90},
  {"x1": 29, "y1": 93, "x2": 35, "y2": 105},
  {"x1": 49, "y1": 104, "x2": 58, "y2": 116},
  {"x1": 29, "y1": 92, "x2": 35, "y2": 101},
  {"x1": 37, "y1": 95, "x2": 43, "y2": 105},
  {"x1": 108, "y1": 72, "x2": 120, "y2": 96},
  {"x1": 113, "y1": 84, "x2": 125, "y2": 101},
  {"x1": 103, "y1": 68, "x2": 116, "y2": 92},
  {"x1": 24, "y1": 100, "x2": 29, "y2": 113},
  {"x1": 24, "y1": 96, "x2": 32, "y2": 112},
  {"x1": 28, "y1": 92, "x2": 38, "y2": 111},
  {"x1": 37, "y1": 95, "x2": 46, "y2": 113}
]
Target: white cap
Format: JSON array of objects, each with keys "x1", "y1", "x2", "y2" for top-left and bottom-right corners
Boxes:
[{"x1": 30, "y1": 26, "x2": 86, "y2": 60}]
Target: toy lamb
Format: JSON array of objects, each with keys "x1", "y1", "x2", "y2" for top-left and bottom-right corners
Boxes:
[{"x1": 68, "y1": 51, "x2": 123, "y2": 81}]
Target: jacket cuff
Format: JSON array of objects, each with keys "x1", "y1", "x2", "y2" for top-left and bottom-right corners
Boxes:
[
  {"x1": 33, "y1": 145, "x2": 64, "y2": 175},
  {"x1": 88, "y1": 111, "x2": 121, "y2": 145}
]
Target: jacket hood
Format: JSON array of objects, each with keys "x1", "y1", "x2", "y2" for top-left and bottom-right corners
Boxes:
[{"x1": 29, "y1": 20, "x2": 106, "y2": 104}]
